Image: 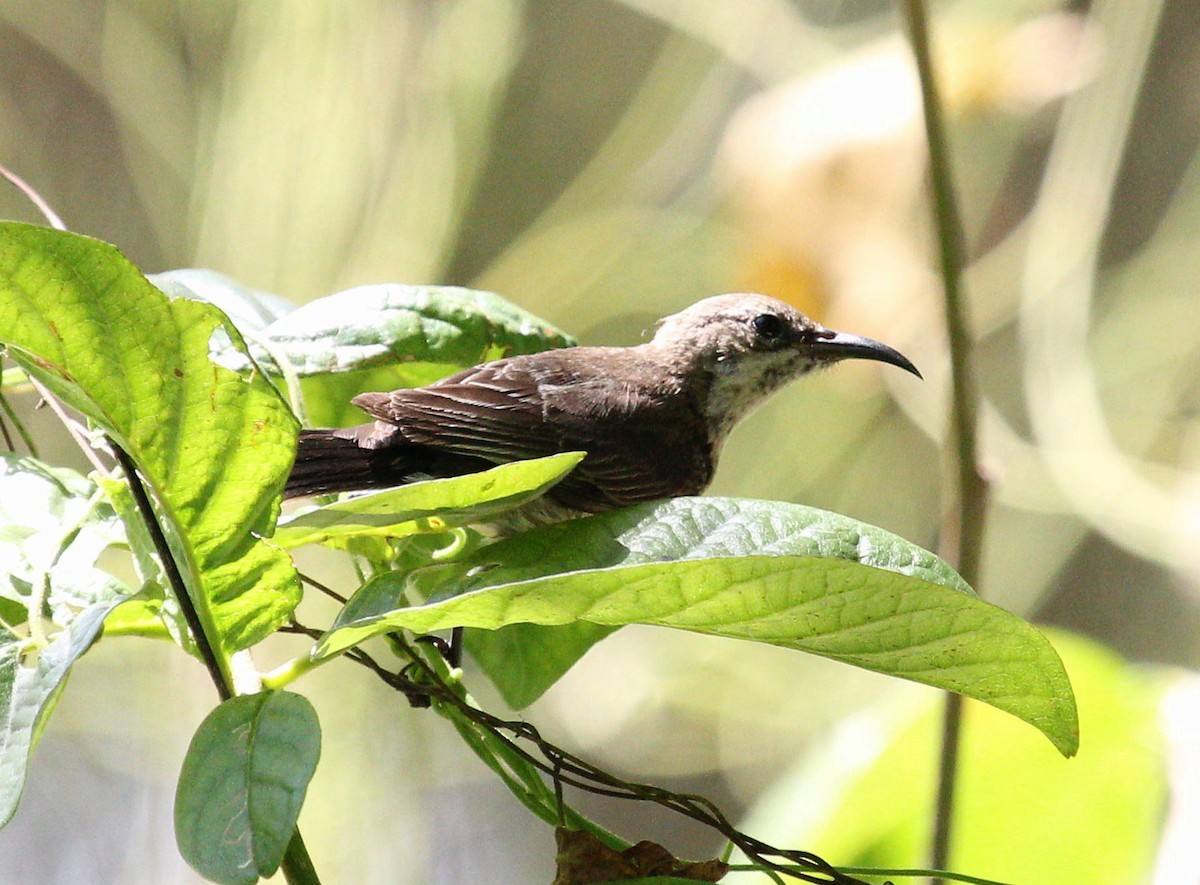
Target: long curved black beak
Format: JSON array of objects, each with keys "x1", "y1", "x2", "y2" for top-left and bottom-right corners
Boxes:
[{"x1": 810, "y1": 329, "x2": 922, "y2": 379}]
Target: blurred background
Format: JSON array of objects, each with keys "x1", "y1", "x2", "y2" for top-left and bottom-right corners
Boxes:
[{"x1": 1, "y1": 0, "x2": 1197, "y2": 882}]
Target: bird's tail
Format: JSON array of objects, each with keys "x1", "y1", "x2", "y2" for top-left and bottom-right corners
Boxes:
[{"x1": 284, "y1": 427, "x2": 396, "y2": 498}]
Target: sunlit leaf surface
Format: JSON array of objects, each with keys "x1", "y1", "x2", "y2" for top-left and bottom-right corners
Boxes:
[
  {"x1": 0, "y1": 222, "x2": 300, "y2": 651},
  {"x1": 273, "y1": 452, "x2": 583, "y2": 549}
]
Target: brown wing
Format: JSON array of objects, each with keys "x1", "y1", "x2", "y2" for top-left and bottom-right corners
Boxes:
[
  {"x1": 352, "y1": 351, "x2": 713, "y2": 511},
  {"x1": 353, "y1": 358, "x2": 559, "y2": 461}
]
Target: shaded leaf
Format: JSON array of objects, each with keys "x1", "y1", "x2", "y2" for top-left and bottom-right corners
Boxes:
[
  {"x1": 258, "y1": 284, "x2": 574, "y2": 425},
  {"x1": 175, "y1": 691, "x2": 321, "y2": 885},
  {"x1": 0, "y1": 222, "x2": 301, "y2": 652},
  {"x1": 467, "y1": 620, "x2": 615, "y2": 713},
  {"x1": 318, "y1": 497, "x2": 1077, "y2": 756},
  {"x1": 272, "y1": 452, "x2": 583, "y2": 549},
  {"x1": 264, "y1": 283, "x2": 573, "y2": 375}
]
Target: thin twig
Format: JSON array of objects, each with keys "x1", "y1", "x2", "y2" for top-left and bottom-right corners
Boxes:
[
  {"x1": 29, "y1": 381, "x2": 111, "y2": 475},
  {"x1": 0, "y1": 386, "x2": 36, "y2": 455},
  {"x1": 730, "y1": 865, "x2": 1013, "y2": 885},
  {"x1": 898, "y1": 1, "x2": 990, "y2": 879},
  {"x1": 348, "y1": 631, "x2": 871, "y2": 884},
  {"x1": 0, "y1": 404, "x2": 13, "y2": 451},
  {"x1": 0, "y1": 165, "x2": 67, "y2": 230},
  {"x1": 297, "y1": 570, "x2": 349, "y2": 605},
  {"x1": 0, "y1": 170, "x2": 108, "y2": 470}
]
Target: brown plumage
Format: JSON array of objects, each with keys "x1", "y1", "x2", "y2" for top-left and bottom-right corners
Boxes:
[{"x1": 284, "y1": 294, "x2": 920, "y2": 514}]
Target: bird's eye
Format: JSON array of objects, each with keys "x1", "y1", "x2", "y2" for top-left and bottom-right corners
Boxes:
[{"x1": 752, "y1": 313, "x2": 785, "y2": 340}]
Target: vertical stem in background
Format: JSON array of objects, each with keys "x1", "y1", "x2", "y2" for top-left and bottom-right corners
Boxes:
[{"x1": 897, "y1": 0, "x2": 991, "y2": 878}]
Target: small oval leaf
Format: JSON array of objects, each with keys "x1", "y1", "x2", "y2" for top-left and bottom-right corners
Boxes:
[
  {"x1": 259, "y1": 284, "x2": 574, "y2": 426},
  {"x1": 175, "y1": 691, "x2": 321, "y2": 885}
]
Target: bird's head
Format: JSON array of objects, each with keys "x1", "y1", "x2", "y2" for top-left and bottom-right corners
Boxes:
[{"x1": 649, "y1": 293, "x2": 921, "y2": 446}]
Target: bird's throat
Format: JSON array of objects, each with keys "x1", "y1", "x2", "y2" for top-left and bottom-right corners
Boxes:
[{"x1": 701, "y1": 352, "x2": 816, "y2": 449}]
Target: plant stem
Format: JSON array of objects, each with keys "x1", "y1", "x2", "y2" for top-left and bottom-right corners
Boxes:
[
  {"x1": 0, "y1": 164, "x2": 66, "y2": 230},
  {"x1": 723, "y1": 865, "x2": 1015, "y2": 885},
  {"x1": 0, "y1": 386, "x2": 37, "y2": 456},
  {"x1": 898, "y1": 1, "x2": 991, "y2": 879},
  {"x1": 261, "y1": 653, "x2": 323, "y2": 690},
  {"x1": 111, "y1": 444, "x2": 234, "y2": 701},
  {"x1": 31, "y1": 379, "x2": 110, "y2": 476},
  {"x1": 113, "y1": 441, "x2": 321, "y2": 883},
  {"x1": 281, "y1": 831, "x2": 320, "y2": 885}
]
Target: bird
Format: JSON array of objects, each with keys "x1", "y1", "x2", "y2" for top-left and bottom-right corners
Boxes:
[{"x1": 284, "y1": 293, "x2": 920, "y2": 518}]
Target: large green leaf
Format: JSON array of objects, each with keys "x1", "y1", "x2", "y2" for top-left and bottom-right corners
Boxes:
[
  {"x1": 272, "y1": 452, "x2": 583, "y2": 549},
  {"x1": 0, "y1": 222, "x2": 300, "y2": 652},
  {"x1": 0, "y1": 454, "x2": 133, "y2": 826},
  {"x1": 175, "y1": 691, "x2": 321, "y2": 885},
  {"x1": 461, "y1": 495, "x2": 975, "y2": 710},
  {"x1": 317, "y1": 497, "x2": 1078, "y2": 756}
]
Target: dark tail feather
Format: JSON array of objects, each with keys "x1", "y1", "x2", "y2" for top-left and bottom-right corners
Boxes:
[
  {"x1": 285, "y1": 427, "x2": 400, "y2": 498},
  {"x1": 285, "y1": 426, "x2": 493, "y2": 498}
]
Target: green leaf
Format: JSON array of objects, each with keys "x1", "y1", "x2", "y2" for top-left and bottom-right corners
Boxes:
[
  {"x1": 175, "y1": 691, "x2": 321, "y2": 885},
  {"x1": 467, "y1": 620, "x2": 616, "y2": 711},
  {"x1": 264, "y1": 283, "x2": 573, "y2": 374},
  {"x1": 296, "y1": 366, "x2": 459, "y2": 429},
  {"x1": 0, "y1": 222, "x2": 301, "y2": 652},
  {"x1": 258, "y1": 284, "x2": 574, "y2": 425},
  {"x1": 0, "y1": 454, "x2": 133, "y2": 826},
  {"x1": 101, "y1": 598, "x2": 174, "y2": 640},
  {"x1": 272, "y1": 452, "x2": 584, "y2": 549},
  {"x1": 317, "y1": 497, "x2": 1078, "y2": 756}
]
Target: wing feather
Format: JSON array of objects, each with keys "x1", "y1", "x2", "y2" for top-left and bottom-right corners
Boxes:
[{"x1": 351, "y1": 353, "x2": 713, "y2": 511}]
